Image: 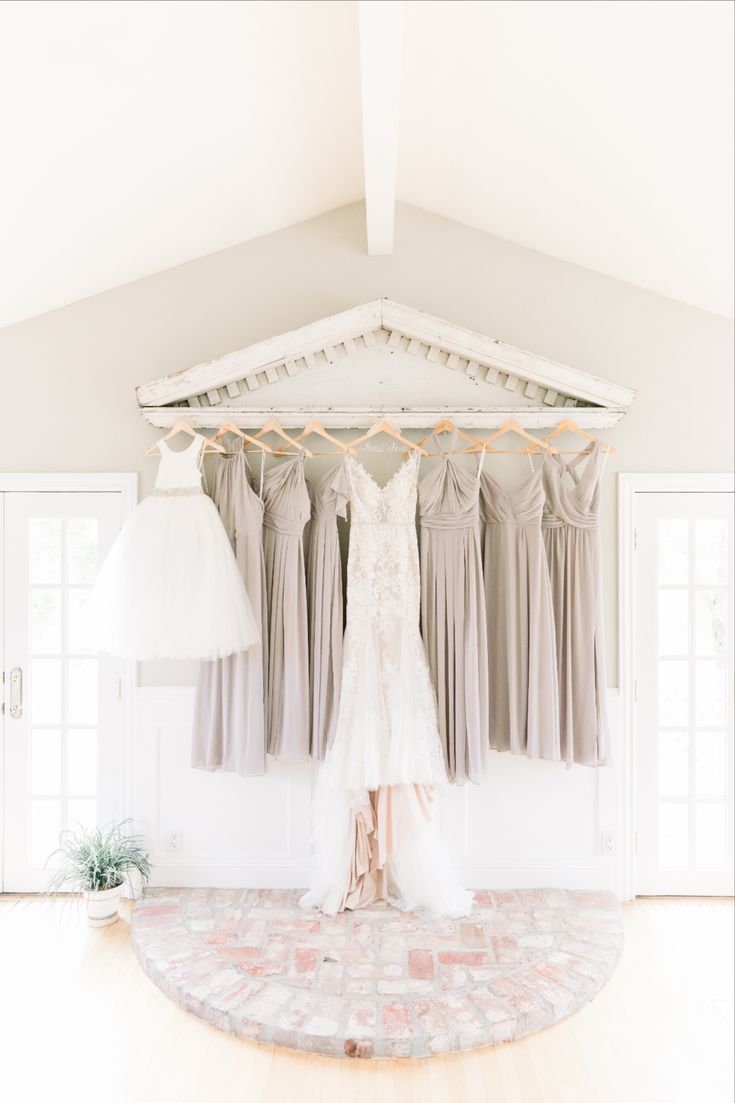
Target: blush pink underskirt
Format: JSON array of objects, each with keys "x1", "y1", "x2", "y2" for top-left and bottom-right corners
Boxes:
[{"x1": 341, "y1": 784, "x2": 435, "y2": 911}]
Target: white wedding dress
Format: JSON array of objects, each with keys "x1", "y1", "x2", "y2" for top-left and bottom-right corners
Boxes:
[
  {"x1": 300, "y1": 453, "x2": 473, "y2": 917},
  {"x1": 88, "y1": 434, "x2": 260, "y2": 661}
]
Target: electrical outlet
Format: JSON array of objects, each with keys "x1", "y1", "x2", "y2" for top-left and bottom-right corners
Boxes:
[
  {"x1": 166, "y1": 828, "x2": 183, "y2": 852},
  {"x1": 601, "y1": 831, "x2": 615, "y2": 855}
]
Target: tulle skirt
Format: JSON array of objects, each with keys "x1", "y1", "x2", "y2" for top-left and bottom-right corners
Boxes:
[
  {"x1": 88, "y1": 492, "x2": 260, "y2": 661},
  {"x1": 300, "y1": 753, "x2": 473, "y2": 918}
]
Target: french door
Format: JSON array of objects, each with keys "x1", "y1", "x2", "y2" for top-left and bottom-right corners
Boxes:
[
  {"x1": 634, "y1": 489, "x2": 734, "y2": 895},
  {"x1": 1, "y1": 486, "x2": 131, "y2": 891}
]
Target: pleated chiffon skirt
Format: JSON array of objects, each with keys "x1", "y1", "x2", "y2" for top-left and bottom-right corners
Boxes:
[
  {"x1": 541, "y1": 442, "x2": 610, "y2": 767},
  {"x1": 543, "y1": 525, "x2": 608, "y2": 766},
  {"x1": 480, "y1": 467, "x2": 561, "y2": 762},
  {"x1": 307, "y1": 463, "x2": 349, "y2": 758},
  {"x1": 192, "y1": 450, "x2": 268, "y2": 776},
  {"x1": 418, "y1": 441, "x2": 489, "y2": 784},
  {"x1": 262, "y1": 454, "x2": 312, "y2": 761}
]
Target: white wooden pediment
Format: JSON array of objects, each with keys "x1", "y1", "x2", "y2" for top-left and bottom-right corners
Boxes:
[{"x1": 136, "y1": 299, "x2": 637, "y2": 429}]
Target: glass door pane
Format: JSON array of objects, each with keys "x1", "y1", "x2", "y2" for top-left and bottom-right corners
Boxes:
[
  {"x1": 635, "y1": 490, "x2": 734, "y2": 896},
  {"x1": 2, "y1": 491, "x2": 126, "y2": 892}
]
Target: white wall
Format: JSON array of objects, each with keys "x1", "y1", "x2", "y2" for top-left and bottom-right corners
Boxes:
[
  {"x1": 133, "y1": 688, "x2": 624, "y2": 896},
  {"x1": 1, "y1": 201, "x2": 731, "y2": 895}
]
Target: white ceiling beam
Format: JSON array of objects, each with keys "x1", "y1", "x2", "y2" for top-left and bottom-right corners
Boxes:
[{"x1": 358, "y1": 0, "x2": 404, "y2": 256}]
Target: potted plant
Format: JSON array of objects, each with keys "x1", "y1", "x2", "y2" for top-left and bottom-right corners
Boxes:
[{"x1": 47, "y1": 819, "x2": 151, "y2": 927}]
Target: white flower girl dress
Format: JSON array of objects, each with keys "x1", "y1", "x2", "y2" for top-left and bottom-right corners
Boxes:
[{"x1": 89, "y1": 434, "x2": 260, "y2": 661}]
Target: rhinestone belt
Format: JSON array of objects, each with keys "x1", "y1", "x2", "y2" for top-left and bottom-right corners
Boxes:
[{"x1": 152, "y1": 486, "x2": 204, "y2": 497}]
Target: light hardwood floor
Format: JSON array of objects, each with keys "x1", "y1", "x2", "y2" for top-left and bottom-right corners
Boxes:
[{"x1": 0, "y1": 895, "x2": 732, "y2": 1103}]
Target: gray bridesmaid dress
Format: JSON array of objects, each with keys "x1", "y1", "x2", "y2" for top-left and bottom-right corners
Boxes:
[
  {"x1": 418, "y1": 432, "x2": 489, "y2": 783},
  {"x1": 191, "y1": 448, "x2": 267, "y2": 776},
  {"x1": 541, "y1": 440, "x2": 609, "y2": 767},
  {"x1": 307, "y1": 463, "x2": 349, "y2": 759},
  {"x1": 262, "y1": 453, "x2": 311, "y2": 761},
  {"x1": 480, "y1": 459, "x2": 561, "y2": 761}
]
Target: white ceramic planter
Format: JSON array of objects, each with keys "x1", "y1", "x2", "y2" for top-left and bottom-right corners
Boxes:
[
  {"x1": 123, "y1": 867, "x2": 145, "y2": 902},
  {"x1": 85, "y1": 885, "x2": 122, "y2": 927}
]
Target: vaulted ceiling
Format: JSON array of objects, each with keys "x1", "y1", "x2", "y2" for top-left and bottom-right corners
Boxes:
[{"x1": 0, "y1": 0, "x2": 731, "y2": 329}]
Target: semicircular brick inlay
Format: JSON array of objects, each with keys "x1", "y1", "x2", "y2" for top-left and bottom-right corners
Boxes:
[{"x1": 132, "y1": 888, "x2": 623, "y2": 1058}]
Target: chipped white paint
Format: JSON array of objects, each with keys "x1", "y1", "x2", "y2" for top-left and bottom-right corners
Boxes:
[
  {"x1": 135, "y1": 298, "x2": 637, "y2": 430},
  {"x1": 140, "y1": 405, "x2": 628, "y2": 431},
  {"x1": 135, "y1": 300, "x2": 383, "y2": 407},
  {"x1": 380, "y1": 300, "x2": 635, "y2": 408}
]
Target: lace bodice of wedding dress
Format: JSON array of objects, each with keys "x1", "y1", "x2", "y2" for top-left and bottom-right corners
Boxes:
[{"x1": 323, "y1": 452, "x2": 447, "y2": 791}]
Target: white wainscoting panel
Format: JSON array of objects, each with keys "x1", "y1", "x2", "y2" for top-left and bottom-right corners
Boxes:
[
  {"x1": 133, "y1": 688, "x2": 625, "y2": 896},
  {"x1": 131, "y1": 688, "x2": 313, "y2": 887}
]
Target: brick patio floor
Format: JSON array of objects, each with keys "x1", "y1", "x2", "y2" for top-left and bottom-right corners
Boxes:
[{"x1": 131, "y1": 887, "x2": 623, "y2": 1059}]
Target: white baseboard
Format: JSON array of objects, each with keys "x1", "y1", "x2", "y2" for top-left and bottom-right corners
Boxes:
[{"x1": 149, "y1": 865, "x2": 621, "y2": 892}]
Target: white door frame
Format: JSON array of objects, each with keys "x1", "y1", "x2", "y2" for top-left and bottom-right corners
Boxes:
[
  {"x1": 0, "y1": 472, "x2": 137, "y2": 890},
  {"x1": 618, "y1": 472, "x2": 735, "y2": 899}
]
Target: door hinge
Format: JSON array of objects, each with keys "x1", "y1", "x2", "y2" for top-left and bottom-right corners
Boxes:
[
  {"x1": 634, "y1": 830, "x2": 639, "y2": 854},
  {"x1": 634, "y1": 527, "x2": 638, "y2": 550},
  {"x1": 117, "y1": 676, "x2": 122, "y2": 703},
  {"x1": 634, "y1": 679, "x2": 638, "y2": 703}
]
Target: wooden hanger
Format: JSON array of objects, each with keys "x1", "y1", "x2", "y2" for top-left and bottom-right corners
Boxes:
[
  {"x1": 275, "y1": 420, "x2": 356, "y2": 456},
  {"x1": 471, "y1": 419, "x2": 557, "y2": 455},
  {"x1": 347, "y1": 418, "x2": 429, "y2": 456},
  {"x1": 416, "y1": 419, "x2": 485, "y2": 453},
  {"x1": 213, "y1": 420, "x2": 272, "y2": 453},
  {"x1": 253, "y1": 418, "x2": 312, "y2": 456},
  {"x1": 526, "y1": 418, "x2": 617, "y2": 454},
  {"x1": 523, "y1": 421, "x2": 613, "y2": 456},
  {"x1": 144, "y1": 420, "x2": 225, "y2": 456}
]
